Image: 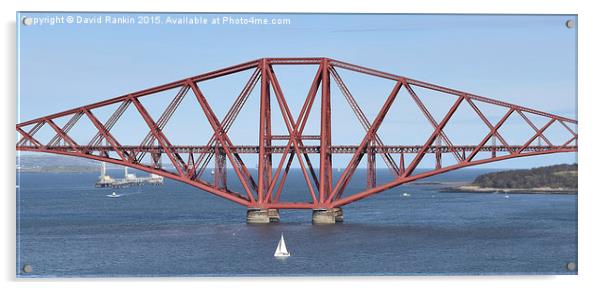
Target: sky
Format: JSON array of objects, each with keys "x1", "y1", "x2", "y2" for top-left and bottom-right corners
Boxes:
[{"x1": 17, "y1": 13, "x2": 577, "y2": 169}]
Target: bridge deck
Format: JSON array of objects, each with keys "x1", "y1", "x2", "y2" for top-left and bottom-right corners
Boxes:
[{"x1": 17, "y1": 145, "x2": 576, "y2": 154}]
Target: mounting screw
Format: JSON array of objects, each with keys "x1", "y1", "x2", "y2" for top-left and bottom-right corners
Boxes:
[
  {"x1": 22, "y1": 17, "x2": 33, "y2": 26},
  {"x1": 22, "y1": 264, "x2": 33, "y2": 273},
  {"x1": 566, "y1": 262, "x2": 576, "y2": 271},
  {"x1": 565, "y1": 19, "x2": 574, "y2": 29}
]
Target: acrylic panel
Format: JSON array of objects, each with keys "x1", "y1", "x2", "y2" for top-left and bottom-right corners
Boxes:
[{"x1": 16, "y1": 12, "x2": 578, "y2": 277}]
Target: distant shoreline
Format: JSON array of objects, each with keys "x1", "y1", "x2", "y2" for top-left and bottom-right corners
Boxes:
[
  {"x1": 441, "y1": 184, "x2": 577, "y2": 194},
  {"x1": 17, "y1": 167, "x2": 99, "y2": 173}
]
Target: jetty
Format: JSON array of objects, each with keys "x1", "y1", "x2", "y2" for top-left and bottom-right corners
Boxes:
[{"x1": 95, "y1": 162, "x2": 163, "y2": 188}]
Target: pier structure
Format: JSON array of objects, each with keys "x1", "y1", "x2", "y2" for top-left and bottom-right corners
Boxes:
[{"x1": 95, "y1": 162, "x2": 163, "y2": 188}]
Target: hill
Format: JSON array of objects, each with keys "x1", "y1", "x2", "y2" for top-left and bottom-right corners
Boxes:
[
  {"x1": 472, "y1": 164, "x2": 577, "y2": 189},
  {"x1": 17, "y1": 154, "x2": 105, "y2": 173},
  {"x1": 447, "y1": 164, "x2": 577, "y2": 194}
]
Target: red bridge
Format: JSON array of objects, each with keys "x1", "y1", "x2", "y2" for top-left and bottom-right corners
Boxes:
[{"x1": 16, "y1": 58, "x2": 577, "y2": 224}]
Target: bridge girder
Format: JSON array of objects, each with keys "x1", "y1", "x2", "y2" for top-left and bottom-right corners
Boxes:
[{"x1": 16, "y1": 57, "x2": 578, "y2": 209}]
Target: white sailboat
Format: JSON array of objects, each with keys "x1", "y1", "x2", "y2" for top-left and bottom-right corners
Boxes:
[{"x1": 274, "y1": 234, "x2": 290, "y2": 257}]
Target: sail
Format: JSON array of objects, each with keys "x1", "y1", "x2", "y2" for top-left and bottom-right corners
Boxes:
[
  {"x1": 279, "y1": 235, "x2": 288, "y2": 254},
  {"x1": 274, "y1": 234, "x2": 290, "y2": 256}
]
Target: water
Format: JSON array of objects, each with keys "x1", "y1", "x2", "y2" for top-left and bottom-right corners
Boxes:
[{"x1": 16, "y1": 169, "x2": 577, "y2": 277}]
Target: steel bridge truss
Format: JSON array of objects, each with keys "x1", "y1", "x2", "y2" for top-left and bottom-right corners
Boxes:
[{"x1": 16, "y1": 58, "x2": 578, "y2": 210}]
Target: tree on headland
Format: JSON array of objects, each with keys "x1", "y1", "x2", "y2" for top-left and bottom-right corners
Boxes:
[{"x1": 472, "y1": 164, "x2": 577, "y2": 189}]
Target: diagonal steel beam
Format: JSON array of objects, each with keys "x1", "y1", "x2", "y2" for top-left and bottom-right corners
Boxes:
[
  {"x1": 267, "y1": 65, "x2": 319, "y2": 204},
  {"x1": 89, "y1": 100, "x2": 131, "y2": 147},
  {"x1": 193, "y1": 68, "x2": 261, "y2": 180},
  {"x1": 562, "y1": 136, "x2": 577, "y2": 147},
  {"x1": 83, "y1": 108, "x2": 128, "y2": 161},
  {"x1": 404, "y1": 83, "x2": 463, "y2": 163},
  {"x1": 332, "y1": 147, "x2": 576, "y2": 208},
  {"x1": 558, "y1": 120, "x2": 578, "y2": 146},
  {"x1": 517, "y1": 110, "x2": 553, "y2": 147},
  {"x1": 559, "y1": 120, "x2": 577, "y2": 138},
  {"x1": 130, "y1": 96, "x2": 187, "y2": 176},
  {"x1": 17, "y1": 60, "x2": 261, "y2": 128},
  {"x1": 273, "y1": 152, "x2": 296, "y2": 203},
  {"x1": 399, "y1": 95, "x2": 464, "y2": 179},
  {"x1": 45, "y1": 118, "x2": 79, "y2": 151},
  {"x1": 517, "y1": 118, "x2": 555, "y2": 153},
  {"x1": 264, "y1": 64, "x2": 323, "y2": 203},
  {"x1": 48, "y1": 112, "x2": 83, "y2": 146},
  {"x1": 465, "y1": 108, "x2": 514, "y2": 162},
  {"x1": 16, "y1": 125, "x2": 43, "y2": 147},
  {"x1": 328, "y1": 80, "x2": 404, "y2": 203},
  {"x1": 465, "y1": 98, "x2": 513, "y2": 154},
  {"x1": 330, "y1": 67, "x2": 400, "y2": 176},
  {"x1": 188, "y1": 80, "x2": 257, "y2": 203},
  {"x1": 137, "y1": 85, "x2": 190, "y2": 162}
]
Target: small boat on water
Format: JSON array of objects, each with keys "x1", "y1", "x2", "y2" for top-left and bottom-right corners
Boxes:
[
  {"x1": 504, "y1": 195, "x2": 510, "y2": 199},
  {"x1": 107, "y1": 192, "x2": 121, "y2": 198},
  {"x1": 274, "y1": 234, "x2": 290, "y2": 258},
  {"x1": 401, "y1": 192, "x2": 411, "y2": 197}
]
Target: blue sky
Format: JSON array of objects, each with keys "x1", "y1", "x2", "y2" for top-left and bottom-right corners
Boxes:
[{"x1": 17, "y1": 13, "x2": 577, "y2": 169}]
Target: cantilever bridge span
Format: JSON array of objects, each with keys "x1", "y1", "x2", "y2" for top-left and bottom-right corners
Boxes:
[{"x1": 16, "y1": 58, "x2": 577, "y2": 223}]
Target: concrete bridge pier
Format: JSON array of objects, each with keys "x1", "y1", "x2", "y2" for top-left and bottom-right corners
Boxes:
[
  {"x1": 268, "y1": 209, "x2": 280, "y2": 223},
  {"x1": 246, "y1": 208, "x2": 280, "y2": 224},
  {"x1": 312, "y1": 208, "x2": 344, "y2": 224}
]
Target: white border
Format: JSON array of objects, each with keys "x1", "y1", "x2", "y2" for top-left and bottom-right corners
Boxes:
[{"x1": 2, "y1": 1, "x2": 600, "y2": 289}]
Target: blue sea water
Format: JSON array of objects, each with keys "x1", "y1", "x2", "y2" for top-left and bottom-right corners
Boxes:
[{"x1": 16, "y1": 168, "x2": 577, "y2": 277}]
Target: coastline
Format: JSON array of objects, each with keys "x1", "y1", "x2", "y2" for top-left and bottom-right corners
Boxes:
[
  {"x1": 441, "y1": 184, "x2": 577, "y2": 194},
  {"x1": 17, "y1": 166, "x2": 99, "y2": 173}
]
